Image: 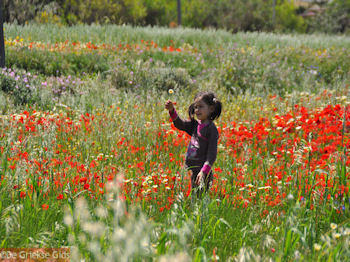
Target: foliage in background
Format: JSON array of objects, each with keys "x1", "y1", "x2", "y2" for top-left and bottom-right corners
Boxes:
[
  {"x1": 4, "y1": 25, "x2": 349, "y2": 97},
  {"x1": 307, "y1": 0, "x2": 350, "y2": 34},
  {"x1": 275, "y1": 0, "x2": 307, "y2": 32},
  {"x1": 2, "y1": 0, "x2": 350, "y2": 33},
  {"x1": 219, "y1": 44, "x2": 350, "y2": 95},
  {"x1": 5, "y1": 47, "x2": 109, "y2": 76},
  {"x1": 0, "y1": 68, "x2": 40, "y2": 105},
  {"x1": 110, "y1": 59, "x2": 194, "y2": 92},
  {"x1": 142, "y1": 0, "x2": 175, "y2": 26},
  {"x1": 211, "y1": 0, "x2": 273, "y2": 32},
  {"x1": 60, "y1": 0, "x2": 147, "y2": 25},
  {"x1": 2, "y1": 0, "x2": 47, "y2": 25}
]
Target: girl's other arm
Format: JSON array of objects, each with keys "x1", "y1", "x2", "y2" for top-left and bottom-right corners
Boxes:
[{"x1": 201, "y1": 126, "x2": 219, "y2": 175}]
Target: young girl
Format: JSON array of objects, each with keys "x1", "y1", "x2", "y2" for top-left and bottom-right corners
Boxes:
[{"x1": 165, "y1": 91, "x2": 222, "y2": 194}]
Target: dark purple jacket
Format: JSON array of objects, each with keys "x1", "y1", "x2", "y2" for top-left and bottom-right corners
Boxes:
[{"x1": 169, "y1": 108, "x2": 219, "y2": 174}]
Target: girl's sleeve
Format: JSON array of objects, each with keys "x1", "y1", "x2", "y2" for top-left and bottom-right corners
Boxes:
[
  {"x1": 200, "y1": 125, "x2": 219, "y2": 175},
  {"x1": 169, "y1": 108, "x2": 195, "y2": 136}
]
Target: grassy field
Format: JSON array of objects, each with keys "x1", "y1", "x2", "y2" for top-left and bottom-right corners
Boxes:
[{"x1": 0, "y1": 24, "x2": 349, "y2": 261}]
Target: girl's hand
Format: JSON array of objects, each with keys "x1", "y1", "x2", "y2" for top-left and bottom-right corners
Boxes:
[
  {"x1": 165, "y1": 100, "x2": 175, "y2": 112},
  {"x1": 195, "y1": 171, "x2": 205, "y2": 186}
]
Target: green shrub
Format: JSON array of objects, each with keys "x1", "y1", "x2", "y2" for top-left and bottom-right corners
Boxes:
[
  {"x1": 0, "y1": 68, "x2": 40, "y2": 105},
  {"x1": 275, "y1": 1, "x2": 307, "y2": 33},
  {"x1": 3, "y1": 0, "x2": 44, "y2": 24},
  {"x1": 34, "y1": 11, "x2": 62, "y2": 25},
  {"x1": 61, "y1": 0, "x2": 147, "y2": 25},
  {"x1": 3, "y1": 0, "x2": 308, "y2": 33},
  {"x1": 279, "y1": 46, "x2": 350, "y2": 84},
  {"x1": 217, "y1": 45, "x2": 350, "y2": 95},
  {"x1": 136, "y1": 50, "x2": 211, "y2": 78},
  {"x1": 212, "y1": 0, "x2": 272, "y2": 32},
  {"x1": 6, "y1": 47, "x2": 109, "y2": 76},
  {"x1": 110, "y1": 59, "x2": 194, "y2": 92},
  {"x1": 182, "y1": 0, "x2": 215, "y2": 28},
  {"x1": 307, "y1": 0, "x2": 350, "y2": 34},
  {"x1": 143, "y1": 0, "x2": 174, "y2": 26},
  {"x1": 218, "y1": 50, "x2": 299, "y2": 95}
]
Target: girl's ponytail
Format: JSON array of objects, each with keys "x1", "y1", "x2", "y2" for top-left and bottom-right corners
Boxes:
[{"x1": 211, "y1": 97, "x2": 222, "y2": 120}]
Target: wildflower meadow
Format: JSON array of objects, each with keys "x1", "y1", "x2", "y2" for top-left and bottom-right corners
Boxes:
[{"x1": 0, "y1": 24, "x2": 349, "y2": 261}]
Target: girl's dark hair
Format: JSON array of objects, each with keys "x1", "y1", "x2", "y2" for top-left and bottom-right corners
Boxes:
[{"x1": 188, "y1": 91, "x2": 222, "y2": 120}]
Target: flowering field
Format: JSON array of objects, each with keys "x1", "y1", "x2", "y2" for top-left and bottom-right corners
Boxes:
[{"x1": 0, "y1": 25, "x2": 350, "y2": 261}]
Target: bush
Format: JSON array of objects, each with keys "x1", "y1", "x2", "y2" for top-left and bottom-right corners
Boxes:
[
  {"x1": 110, "y1": 59, "x2": 194, "y2": 92},
  {"x1": 182, "y1": 0, "x2": 215, "y2": 28},
  {"x1": 217, "y1": 44, "x2": 350, "y2": 95},
  {"x1": 218, "y1": 49, "x2": 299, "y2": 95},
  {"x1": 3, "y1": 0, "x2": 308, "y2": 33},
  {"x1": 0, "y1": 68, "x2": 40, "y2": 105},
  {"x1": 6, "y1": 47, "x2": 109, "y2": 76},
  {"x1": 143, "y1": 0, "x2": 174, "y2": 26},
  {"x1": 61, "y1": 0, "x2": 147, "y2": 25},
  {"x1": 275, "y1": 1, "x2": 307, "y2": 33},
  {"x1": 3, "y1": 0, "x2": 44, "y2": 24},
  {"x1": 212, "y1": 0, "x2": 272, "y2": 32},
  {"x1": 307, "y1": 0, "x2": 350, "y2": 34}
]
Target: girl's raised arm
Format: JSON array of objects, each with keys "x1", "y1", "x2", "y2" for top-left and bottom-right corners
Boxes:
[{"x1": 165, "y1": 100, "x2": 194, "y2": 136}]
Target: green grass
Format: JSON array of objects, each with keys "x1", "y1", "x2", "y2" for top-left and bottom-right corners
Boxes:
[
  {"x1": 0, "y1": 24, "x2": 349, "y2": 261},
  {"x1": 5, "y1": 23, "x2": 350, "y2": 49}
]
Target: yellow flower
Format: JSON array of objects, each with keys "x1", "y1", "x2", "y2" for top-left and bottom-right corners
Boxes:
[
  {"x1": 330, "y1": 223, "x2": 337, "y2": 230},
  {"x1": 314, "y1": 243, "x2": 321, "y2": 251},
  {"x1": 168, "y1": 89, "x2": 174, "y2": 94}
]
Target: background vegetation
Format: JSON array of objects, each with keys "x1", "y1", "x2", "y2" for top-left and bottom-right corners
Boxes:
[{"x1": 2, "y1": 0, "x2": 350, "y2": 34}]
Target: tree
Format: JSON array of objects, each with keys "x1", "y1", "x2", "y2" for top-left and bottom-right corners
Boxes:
[
  {"x1": 0, "y1": 0, "x2": 5, "y2": 67},
  {"x1": 177, "y1": 0, "x2": 182, "y2": 25}
]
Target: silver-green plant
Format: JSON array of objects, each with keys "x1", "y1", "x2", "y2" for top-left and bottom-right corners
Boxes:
[{"x1": 64, "y1": 176, "x2": 193, "y2": 261}]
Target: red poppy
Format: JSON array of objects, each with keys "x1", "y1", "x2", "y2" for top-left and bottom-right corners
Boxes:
[{"x1": 57, "y1": 194, "x2": 63, "y2": 200}]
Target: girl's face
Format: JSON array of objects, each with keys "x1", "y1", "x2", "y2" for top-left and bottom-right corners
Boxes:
[{"x1": 194, "y1": 98, "x2": 214, "y2": 122}]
